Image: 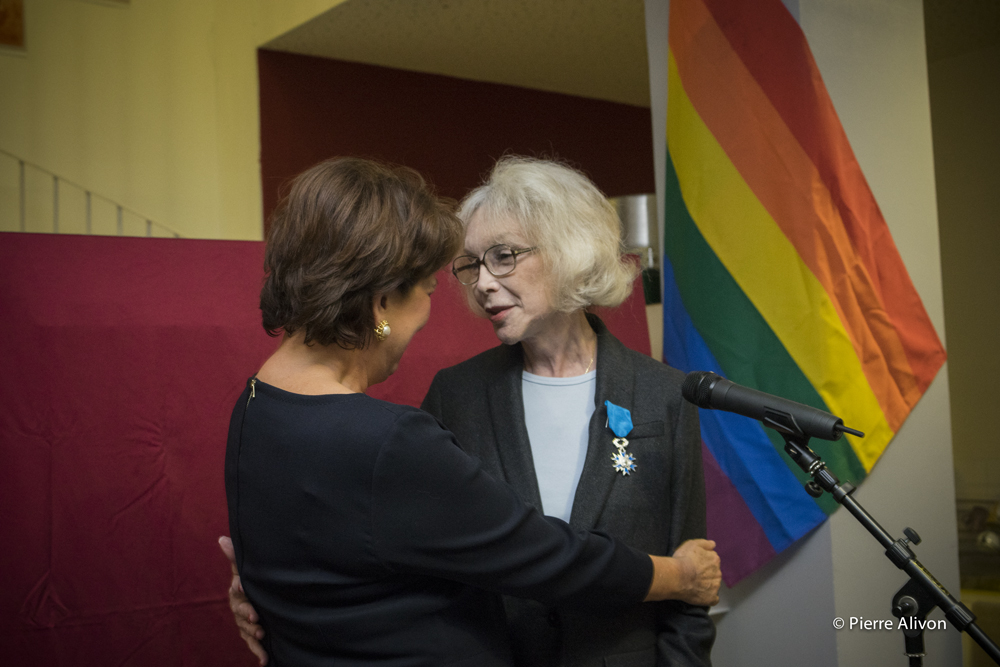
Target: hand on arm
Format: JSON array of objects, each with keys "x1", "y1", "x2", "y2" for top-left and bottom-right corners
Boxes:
[
  {"x1": 218, "y1": 536, "x2": 269, "y2": 666},
  {"x1": 644, "y1": 539, "x2": 721, "y2": 607}
]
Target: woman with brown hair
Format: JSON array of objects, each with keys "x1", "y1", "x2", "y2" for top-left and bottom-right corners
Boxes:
[{"x1": 223, "y1": 157, "x2": 720, "y2": 667}]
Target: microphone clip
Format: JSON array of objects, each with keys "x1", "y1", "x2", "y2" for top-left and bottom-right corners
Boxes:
[{"x1": 762, "y1": 409, "x2": 806, "y2": 440}]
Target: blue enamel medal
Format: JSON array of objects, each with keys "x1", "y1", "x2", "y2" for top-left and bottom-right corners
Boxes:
[{"x1": 604, "y1": 401, "x2": 636, "y2": 476}]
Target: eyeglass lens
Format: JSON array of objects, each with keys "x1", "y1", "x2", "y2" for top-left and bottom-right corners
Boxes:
[{"x1": 453, "y1": 244, "x2": 521, "y2": 284}]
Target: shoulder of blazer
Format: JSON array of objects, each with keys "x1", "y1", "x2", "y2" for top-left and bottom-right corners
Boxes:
[
  {"x1": 631, "y1": 347, "x2": 686, "y2": 391},
  {"x1": 588, "y1": 312, "x2": 686, "y2": 399}
]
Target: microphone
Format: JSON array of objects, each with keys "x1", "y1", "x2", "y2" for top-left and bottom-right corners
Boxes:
[{"x1": 681, "y1": 371, "x2": 864, "y2": 442}]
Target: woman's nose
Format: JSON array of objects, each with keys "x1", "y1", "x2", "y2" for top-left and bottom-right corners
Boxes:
[{"x1": 474, "y1": 262, "x2": 499, "y2": 292}]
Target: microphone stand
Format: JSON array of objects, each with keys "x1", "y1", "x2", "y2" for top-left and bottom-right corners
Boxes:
[{"x1": 761, "y1": 412, "x2": 1000, "y2": 667}]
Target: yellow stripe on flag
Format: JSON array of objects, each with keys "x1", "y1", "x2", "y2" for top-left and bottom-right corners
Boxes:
[{"x1": 667, "y1": 53, "x2": 892, "y2": 470}]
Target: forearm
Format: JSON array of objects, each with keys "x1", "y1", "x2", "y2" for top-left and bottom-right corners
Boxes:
[{"x1": 645, "y1": 555, "x2": 684, "y2": 602}]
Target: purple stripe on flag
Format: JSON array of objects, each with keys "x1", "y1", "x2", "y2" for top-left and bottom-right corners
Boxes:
[{"x1": 702, "y1": 443, "x2": 777, "y2": 585}]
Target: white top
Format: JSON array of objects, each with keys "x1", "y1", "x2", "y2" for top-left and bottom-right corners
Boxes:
[{"x1": 521, "y1": 369, "x2": 597, "y2": 522}]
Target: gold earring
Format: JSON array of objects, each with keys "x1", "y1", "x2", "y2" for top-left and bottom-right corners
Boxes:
[{"x1": 374, "y1": 320, "x2": 391, "y2": 342}]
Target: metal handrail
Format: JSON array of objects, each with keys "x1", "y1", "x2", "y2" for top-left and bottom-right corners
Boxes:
[{"x1": 1, "y1": 148, "x2": 183, "y2": 238}]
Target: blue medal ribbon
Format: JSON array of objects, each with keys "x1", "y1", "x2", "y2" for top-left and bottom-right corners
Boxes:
[{"x1": 604, "y1": 400, "x2": 633, "y2": 438}]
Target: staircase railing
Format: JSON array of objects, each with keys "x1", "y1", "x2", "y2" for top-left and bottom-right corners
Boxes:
[{"x1": 1, "y1": 148, "x2": 183, "y2": 238}]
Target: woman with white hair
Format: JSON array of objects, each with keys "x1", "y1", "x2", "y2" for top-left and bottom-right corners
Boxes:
[
  {"x1": 420, "y1": 156, "x2": 715, "y2": 666},
  {"x1": 224, "y1": 156, "x2": 717, "y2": 667}
]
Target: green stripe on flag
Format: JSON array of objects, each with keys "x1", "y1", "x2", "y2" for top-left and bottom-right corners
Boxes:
[{"x1": 664, "y1": 155, "x2": 868, "y2": 511}]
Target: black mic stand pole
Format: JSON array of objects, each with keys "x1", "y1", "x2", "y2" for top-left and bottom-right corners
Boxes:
[{"x1": 760, "y1": 412, "x2": 1000, "y2": 667}]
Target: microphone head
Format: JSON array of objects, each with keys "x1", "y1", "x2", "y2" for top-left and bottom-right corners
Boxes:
[{"x1": 682, "y1": 371, "x2": 722, "y2": 408}]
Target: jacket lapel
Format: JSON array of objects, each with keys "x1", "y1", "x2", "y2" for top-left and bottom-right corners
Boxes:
[
  {"x1": 569, "y1": 315, "x2": 635, "y2": 530},
  {"x1": 487, "y1": 344, "x2": 545, "y2": 513}
]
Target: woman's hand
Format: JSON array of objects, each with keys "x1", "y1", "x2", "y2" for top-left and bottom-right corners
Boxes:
[
  {"x1": 218, "y1": 536, "x2": 269, "y2": 666},
  {"x1": 645, "y1": 539, "x2": 721, "y2": 607}
]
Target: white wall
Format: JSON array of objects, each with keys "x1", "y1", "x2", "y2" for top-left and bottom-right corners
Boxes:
[
  {"x1": 804, "y1": 5, "x2": 960, "y2": 664},
  {"x1": 646, "y1": 0, "x2": 961, "y2": 664}
]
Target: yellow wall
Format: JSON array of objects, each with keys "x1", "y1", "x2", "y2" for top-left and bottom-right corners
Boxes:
[{"x1": 0, "y1": 0, "x2": 347, "y2": 240}]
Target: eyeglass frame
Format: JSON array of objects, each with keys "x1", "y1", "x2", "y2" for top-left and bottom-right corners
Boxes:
[{"x1": 451, "y1": 244, "x2": 538, "y2": 285}]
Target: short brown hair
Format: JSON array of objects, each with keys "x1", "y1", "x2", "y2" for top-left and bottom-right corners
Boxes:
[{"x1": 261, "y1": 157, "x2": 462, "y2": 348}]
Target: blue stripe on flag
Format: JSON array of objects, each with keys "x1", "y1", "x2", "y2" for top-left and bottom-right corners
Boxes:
[{"x1": 660, "y1": 244, "x2": 825, "y2": 551}]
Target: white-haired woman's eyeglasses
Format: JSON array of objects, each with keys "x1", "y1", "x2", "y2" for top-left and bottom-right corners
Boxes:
[{"x1": 451, "y1": 244, "x2": 537, "y2": 285}]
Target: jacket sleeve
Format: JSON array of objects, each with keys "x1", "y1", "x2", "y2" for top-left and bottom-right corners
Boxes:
[
  {"x1": 656, "y1": 395, "x2": 715, "y2": 666},
  {"x1": 370, "y1": 408, "x2": 653, "y2": 615}
]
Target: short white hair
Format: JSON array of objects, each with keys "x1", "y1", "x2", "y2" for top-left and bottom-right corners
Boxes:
[{"x1": 458, "y1": 156, "x2": 638, "y2": 312}]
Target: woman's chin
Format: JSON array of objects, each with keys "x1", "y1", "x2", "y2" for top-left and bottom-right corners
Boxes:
[{"x1": 492, "y1": 328, "x2": 524, "y2": 347}]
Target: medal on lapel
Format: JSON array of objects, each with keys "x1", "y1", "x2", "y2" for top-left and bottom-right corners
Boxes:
[{"x1": 604, "y1": 400, "x2": 636, "y2": 476}]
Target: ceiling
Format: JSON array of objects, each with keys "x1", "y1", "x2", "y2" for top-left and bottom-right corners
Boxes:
[
  {"x1": 262, "y1": 0, "x2": 997, "y2": 109},
  {"x1": 262, "y1": 0, "x2": 652, "y2": 108}
]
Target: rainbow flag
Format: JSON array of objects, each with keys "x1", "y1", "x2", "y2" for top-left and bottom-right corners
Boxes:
[{"x1": 661, "y1": 0, "x2": 947, "y2": 584}]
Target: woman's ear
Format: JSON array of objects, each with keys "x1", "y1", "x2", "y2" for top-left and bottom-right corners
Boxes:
[{"x1": 372, "y1": 293, "x2": 389, "y2": 320}]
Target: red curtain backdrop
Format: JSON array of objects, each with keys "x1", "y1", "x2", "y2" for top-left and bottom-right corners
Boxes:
[
  {"x1": 0, "y1": 232, "x2": 650, "y2": 665},
  {"x1": 258, "y1": 49, "x2": 656, "y2": 228}
]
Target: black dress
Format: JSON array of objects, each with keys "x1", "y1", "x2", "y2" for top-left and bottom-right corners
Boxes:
[{"x1": 225, "y1": 379, "x2": 653, "y2": 667}]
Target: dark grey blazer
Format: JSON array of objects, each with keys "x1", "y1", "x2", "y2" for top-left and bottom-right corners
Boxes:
[{"x1": 422, "y1": 314, "x2": 714, "y2": 667}]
